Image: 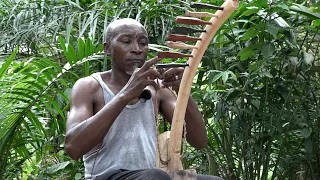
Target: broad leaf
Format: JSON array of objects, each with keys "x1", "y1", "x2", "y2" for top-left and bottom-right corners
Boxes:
[
  {"x1": 290, "y1": 4, "x2": 320, "y2": 19},
  {"x1": 262, "y1": 42, "x2": 275, "y2": 58}
]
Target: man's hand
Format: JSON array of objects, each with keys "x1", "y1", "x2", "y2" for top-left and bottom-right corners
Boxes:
[
  {"x1": 160, "y1": 67, "x2": 184, "y2": 92},
  {"x1": 121, "y1": 57, "x2": 162, "y2": 101}
]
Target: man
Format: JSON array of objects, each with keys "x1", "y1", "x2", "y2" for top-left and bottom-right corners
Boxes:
[{"x1": 65, "y1": 18, "x2": 222, "y2": 180}]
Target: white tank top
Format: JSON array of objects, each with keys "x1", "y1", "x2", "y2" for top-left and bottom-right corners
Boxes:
[{"x1": 83, "y1": 73, "x2": 156, "y2": 179}]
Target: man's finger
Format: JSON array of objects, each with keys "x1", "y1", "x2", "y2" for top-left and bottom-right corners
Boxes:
[
  {"x1": 162, "y1": 75, "x2": 176, "y2": 82},
  {"x1": 162, "y1": 80, "x2": 181, "y2": 87},
  {"x1": 145, "y1": 80, "x2": 160, "y2": 91},
  {"x1": 162, "y1": 67, "x2": 183, "y2": 79},
  {"x1": 141, "y1": 57, "x2": 162, "y2": 71},
  {"x1": 141, "y1": 69, "x2": 162, "y2": 80}
]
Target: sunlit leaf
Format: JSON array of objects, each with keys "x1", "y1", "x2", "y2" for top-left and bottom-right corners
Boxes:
[
  {"x1": 0, "y1": 47, "x2": 18, "y2": 80},
  {"x1": 46, "y1": 161, "x2": 71, "y2": 174}
]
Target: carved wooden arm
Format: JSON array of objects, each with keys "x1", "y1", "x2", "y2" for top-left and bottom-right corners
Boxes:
[{"x1": 166, "y1": 0, "x2": 239, "y2": 170}]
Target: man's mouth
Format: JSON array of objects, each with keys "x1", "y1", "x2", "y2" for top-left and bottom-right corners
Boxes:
[
  {"x1": 128, "y1": 59, "x2": 143, "y2": 62},
  {"x1": 127, "y1": 59, "x2": 144, "y2": 67},
  {"x1": 125, "y1": 59, "x2": 144, "y2": 75}
]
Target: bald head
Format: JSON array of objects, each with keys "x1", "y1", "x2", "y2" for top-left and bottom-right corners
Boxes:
[{"x1": 105, "y1": 18, "x2": 147, "y2": 44}]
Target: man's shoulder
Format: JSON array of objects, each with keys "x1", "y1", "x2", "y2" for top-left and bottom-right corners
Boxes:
[{"x1": 72, "y1": 74, "x2": 102, "y2": 94}]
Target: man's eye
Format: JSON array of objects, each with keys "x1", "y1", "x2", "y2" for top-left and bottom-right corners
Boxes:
[
  {"x1": 122, "y1": 40, "x2": 131, "y2": 44},
  {"x1": 140, "y1": 42, "x2": 147, "y2": 46}
]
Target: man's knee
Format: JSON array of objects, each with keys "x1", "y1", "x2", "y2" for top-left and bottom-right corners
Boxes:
[{"x1": 142, "y1": 169, "x2": 171, "y2": 180}]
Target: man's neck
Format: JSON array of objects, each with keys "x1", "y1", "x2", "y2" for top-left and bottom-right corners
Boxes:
[{"x1": 109, "y1": 69, "x2": 131, "y2": 88}]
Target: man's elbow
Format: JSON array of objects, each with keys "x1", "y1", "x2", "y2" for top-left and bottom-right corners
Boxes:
[
  {"x1": 195, "y1": 137, "x2": 208, "y2": 149},
  {"x1": 190, "y1": 136, "x2": 208, "y2": 149},
  {"x1": 64, "y1": 138, "x2": 82, "y2": 160}
]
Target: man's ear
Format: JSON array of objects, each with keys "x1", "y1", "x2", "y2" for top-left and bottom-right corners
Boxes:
[{"x1": 104, "y1": 42, "x2": 111, "y2": 55}]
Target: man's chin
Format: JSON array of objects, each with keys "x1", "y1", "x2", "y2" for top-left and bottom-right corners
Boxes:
[
  {"x1": 125, "y1": 63, "x2": 141, "y2": 75},
  {"x1": 125, "y1": 69, "x2": 134, "y2": 76}
]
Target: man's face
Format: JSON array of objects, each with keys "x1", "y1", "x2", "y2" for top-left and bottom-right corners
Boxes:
[{"x1": 106, "y1": 24, "x2": 149, "y2": 75}]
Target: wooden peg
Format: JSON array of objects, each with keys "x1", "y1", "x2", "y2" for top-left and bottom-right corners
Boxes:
[
  {"x1": 185, "y1": 11, "x2": 218, "y2": 18},
  {"x1": 155, "y1": 63, "x2": 189, "y2": 69},
  {"x1": 168, "y1": 42, "x2": 197, "y2": 50},
  {"x1": 158, "y1": 51, "x2": 193, "y2": 59},
  {"x1": 176, "y1": 16, "x2": 212, "y2": 25},
  {"x1": 190, "y1": 2, "x2": 224, "y2": 10},
  {"x1": 166, "y1": 34, "x2": 201, "y2": 42},
  {"x1": 172, "y1": 27, "x2": 206, "y2": 35}
]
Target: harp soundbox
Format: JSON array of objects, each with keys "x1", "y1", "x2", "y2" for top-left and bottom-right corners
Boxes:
[{"x1": 155, "y1": 0, "x2": 239, "y2": 176}]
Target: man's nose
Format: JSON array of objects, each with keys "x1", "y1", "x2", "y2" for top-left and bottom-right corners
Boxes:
[{"x1": 130, "y1": 41, "x2": 142, "y2": 54}]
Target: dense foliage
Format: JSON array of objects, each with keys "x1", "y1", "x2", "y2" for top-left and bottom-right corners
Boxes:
[{"x1": 0, "y1": 0, "x2": 319, "y2": 179}]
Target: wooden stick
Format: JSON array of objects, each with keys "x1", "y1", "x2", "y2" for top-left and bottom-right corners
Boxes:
[
  {"x1": 155, "y1": 63, "x2": 189, "y2": 69},
  {"x1": 190, "y1": 2, "x2": 224, "y2": 10},
  {"x1": 166, "y1": 34, "x2": 201, "y2": 42},
  {"x1": 168, "y1": 42, "x2": 197, "y2": 50},
  {"x1": 186, "y1": 11, "x2": 218, "y2": 18},
  {"x1": 158, "y1": 51, "x2": 193, "y2": 59},
  {"x1": 176, "y1": 16, "x2": 212, "y2": 25},
  {"x1": 167, "y1": 0, "x2": 238, "y2": 170},
  {"x1": 172, "y1": 27, "x2": 206, "y2": 34}
]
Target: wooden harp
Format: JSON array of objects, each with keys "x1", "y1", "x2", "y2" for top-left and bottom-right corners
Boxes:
[{"x1": 155, "y1": 0, "x2": 239, "y2": 176}]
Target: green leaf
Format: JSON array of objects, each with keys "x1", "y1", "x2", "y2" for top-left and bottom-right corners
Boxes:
[
  {"x1": 266, "y1": 24, "x2": 279, "y2": 39},
  {"x1": 262, "y1": 42, "x2": 275, "y2": 58},
  {"x1": 75, "y1": 173, "x2": 82, "y2": 180},
  {"x1": 57, "y1": 36, "x2": 66, "y2": 52},
  {"x1": 241, "y1": 7, "x2": 260, "y2": 17},
  {"x1": 306, "y1": 66, "x2": 320, "y2": 75},
  {"x1": 78, "y1": 38, "x2": 85, "y2": 60},
  {"x1": 85, "y1": 38, "x2": 92, "y2": 57},
  {"x1": 222, "y1": 72, "x2": 229, "y2": 84},
  {"x1": 273, "y1": 15, "x2": 290, "y2": 28},
  {"x1": 46, "y1": 161, "x2": 71, "y2": 174},
  {"x1": 90, "y1": 39, "x2": 95, "y2": 55},
  {"x1": 237, "y1": 45, "x2": 260, "y2": 61},
  {"x1": 42, "y1": 95, "x2": 65, "y2": 120},
  {"x1": 209, "y1": 71, "x2": 223, "y2": 84},
  {"x1": 312, "y1": 19, "x2": 320, "y2": 26},
  {"x1": 304, "y1": 138, "x2": 312, "y2": 154},
  {"x1": 0, "y1": 47, "x2": 18, "y2": 80},
  {"x1": 96, "y1": 44, "x2": 104, "y2": 53},
  {"x1": 284, "y1": 30, "x2": 297, "y2": 47},
  {"x1": 277, "y1": 3, "x2": 289, "y2": 11},
  {"x1": 290, "y1": 4, "x2": 320, "y2": 19},
  {"x1": 251, "y1": 99, "x2": 260, "y2": 109},
  {"x1": 303, "y1": 51, "x2": 314, "y2": 65},
  {"x1": 259, "y1": 71, "x2": 273, "y2": 78},
  {"x1": 240, "y1": 27, "x2": 257, "y2": 40},
  {"x1": 85, "y1": 61, "x2": 89, "y2": 76},
  {"x1": 58, "y1": 37, "x2": 74, "y2": 65},
  {"x1": 226, "y1": 89, "x2": 242, "y2": 101},
  {"x1": 300, "y1": 128, "x2": 311, "y2": 138},
  {"x1": 67, "y1": 44, "x2": 77, "y2": 64}
]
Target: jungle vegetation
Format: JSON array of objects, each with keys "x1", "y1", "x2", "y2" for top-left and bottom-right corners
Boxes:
[{"x1": 0, "y1": 0, "x2": 319, "y2": 179}]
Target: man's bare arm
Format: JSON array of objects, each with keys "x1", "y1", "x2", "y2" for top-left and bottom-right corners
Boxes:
[
  {"x1": 159, "y1": 88, "x2": 208, "y2": 149},
  {"x1": 65, "y1": 57, "x2": 162, "y2": 160},
  {"x1": 65, "y1": 77, "x2": 130, "y2": 160}
]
